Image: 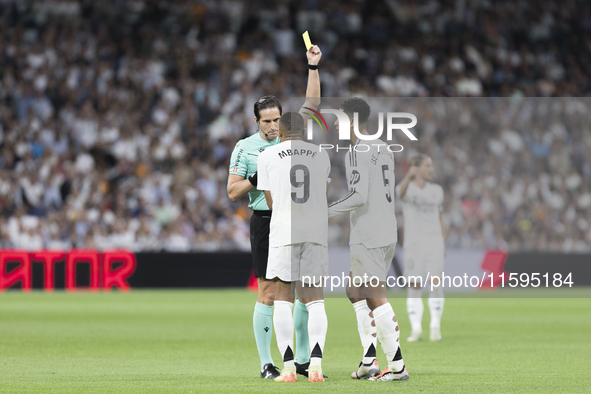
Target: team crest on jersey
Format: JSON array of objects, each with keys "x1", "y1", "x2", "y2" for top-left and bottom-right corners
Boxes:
[
  {"x1": 259, "y1": 148, "x2": 266, "y2": 153},
  {"x1": 350, "y1": 170, "x2": 361, "y2": 185}
]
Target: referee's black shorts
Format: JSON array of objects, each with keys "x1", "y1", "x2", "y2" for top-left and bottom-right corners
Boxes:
[{"x1": 250, "y1": 210, "x2": 272, "y2": 278}]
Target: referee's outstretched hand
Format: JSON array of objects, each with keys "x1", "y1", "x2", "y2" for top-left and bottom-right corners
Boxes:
[{"x1": 248, "y1": 171, "x2": 258, "y2": 187}]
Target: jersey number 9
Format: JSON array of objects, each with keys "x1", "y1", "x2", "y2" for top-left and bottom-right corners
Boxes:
[{"x1": 290, "y1": 164, "x2": 310, "y2": 204}]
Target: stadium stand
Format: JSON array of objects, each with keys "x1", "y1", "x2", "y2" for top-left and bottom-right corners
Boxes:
[{"x1": 0, "y1": 0, "x2": 590, "y2": 252}]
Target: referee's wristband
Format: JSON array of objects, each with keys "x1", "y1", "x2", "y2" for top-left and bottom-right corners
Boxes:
[
  {"x1": 308, "y1": 64, "x2": 318, "y2": 70},
  {"x1": 248, "y1": 171, "x2": 258, "y2": 187}
]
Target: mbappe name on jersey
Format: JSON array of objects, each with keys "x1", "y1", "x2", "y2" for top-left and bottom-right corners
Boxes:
[{"x1": 278, "y1": 149, "x2": 318, "y2": 159}]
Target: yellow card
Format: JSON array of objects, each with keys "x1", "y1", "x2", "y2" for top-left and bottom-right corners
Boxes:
[{"x1": 302, "y1": 31, "x2": 312, "y2": 50}]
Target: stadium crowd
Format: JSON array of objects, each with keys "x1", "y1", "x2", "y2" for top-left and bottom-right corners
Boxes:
[{"x1": 0, "y1": 0, "x2": 590, "y2": 252}]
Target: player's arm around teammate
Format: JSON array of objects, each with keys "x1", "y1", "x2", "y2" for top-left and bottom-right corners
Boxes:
[{"x1": 328, "y1": 98, "x2": 408, "y2": 382}]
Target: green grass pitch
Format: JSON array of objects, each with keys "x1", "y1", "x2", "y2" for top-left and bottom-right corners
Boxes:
[{"x1": 1, "y1": 289, "x2": 590, "y2": 393}]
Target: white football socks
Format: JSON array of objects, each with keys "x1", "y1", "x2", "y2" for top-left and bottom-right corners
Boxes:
[
  {"x1": 305, "y1": 300, "x2": 327, "y2": 367},
  {"x1": 406, "y1": 287, "x2": 424, "y2": 334},
  {"x1": 373, "y1": 303, "x2": 404, "y2": 372},
  {"x1": 352, "y1": 300, "x2": 378, "y2": 364},
  {"x1": 428, "y1": 285, "x2": 444, "y2": 329},
  {"x1": 273, "y1": 300, "x2": 295, "y2": 368}
]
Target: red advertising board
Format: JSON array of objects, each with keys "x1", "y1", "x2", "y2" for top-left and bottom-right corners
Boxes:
[{"x1": 0, "y1": 250, "x2": 136, "y2": 292}]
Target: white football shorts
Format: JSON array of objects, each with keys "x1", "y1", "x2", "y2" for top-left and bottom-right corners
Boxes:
[
  {"x1": 403, "y1": 238, "x2": 445, "y2": 281},
  {"x1": 266, "y1": 242, "x2": 328, "y2": 285},
  {"x1": 350, "y1": 243, "x2": 396, "y2": 282}
]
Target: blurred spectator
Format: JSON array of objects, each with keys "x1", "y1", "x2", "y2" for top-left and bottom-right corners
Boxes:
[{"x1": 0, "y1": 0, "x2": 590, "y2": 252}]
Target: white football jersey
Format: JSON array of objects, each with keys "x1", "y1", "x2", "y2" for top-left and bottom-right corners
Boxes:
[
  {"x1": 257, "y1": 140, "x2": 331, "y2": 247},
  {"x1": 329, "y1": 140, "x2": 397, "y2": 249},
  {"x1": 396, "y1": 181, "x2": 444, "y2": 247}
]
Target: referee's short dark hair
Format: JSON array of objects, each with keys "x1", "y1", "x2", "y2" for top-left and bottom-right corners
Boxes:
[
  {"x1": 340, "y1": 97, "x2": 371, "y2": 124},
  {"x1": 254, "y1": 96, "x2": 282, "y2": 121},
  {"x1": 279, "y1": 112, "x2": 304, "y2": 136}
]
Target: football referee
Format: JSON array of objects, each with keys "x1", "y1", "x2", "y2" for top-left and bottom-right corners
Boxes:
[{"x1": 227, "y1": 45, "x2": 322, "y2": 379}]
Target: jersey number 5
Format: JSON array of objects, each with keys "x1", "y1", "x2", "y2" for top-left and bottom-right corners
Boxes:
[
  {"x1": 381, "y1": 165, "x2": 392, "y2": 203},
  {"x1": 290, "y1": 164, "x2": 310, "y2": 204}
]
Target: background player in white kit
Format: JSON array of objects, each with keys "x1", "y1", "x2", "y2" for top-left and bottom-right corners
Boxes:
[
  {"x1": 396, "y1": 154, "x2": 446, "y2": 342},
  {"x1": 257, "y1": 112, "x2": 331, "y2": 383},
  {"x1": 328, "y1": 98, "x2": 408, "y2": 382}
]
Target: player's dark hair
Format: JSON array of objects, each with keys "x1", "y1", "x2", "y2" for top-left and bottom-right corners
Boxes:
[
  {"x1": 340, "y1": 97, "x2": 371, "y2": 124},
  {"x1": 279, "y1": 112, "x2": 305, "y2": 136},
  {"x1": 254, "y1": 95, "x2": 283, "y2": 121},
  {"x1": 410, "y1": 153, "x2": 429, "y2": 167}
]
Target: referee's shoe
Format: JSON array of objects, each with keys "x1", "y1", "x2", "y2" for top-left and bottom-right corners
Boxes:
[{"x1": 261, "y1": 363, "x2": 280, "y2": 379}]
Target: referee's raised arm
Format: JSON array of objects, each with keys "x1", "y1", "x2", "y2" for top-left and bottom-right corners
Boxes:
[{"x1": 299, "y1": 44, "x2": 322, "y2": 119}]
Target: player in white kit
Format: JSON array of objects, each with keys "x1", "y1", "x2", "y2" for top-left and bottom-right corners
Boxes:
[
  {"x1": 328, "y1": 98, "x2": 408, "y2": 382},
  {"x1": 257, "y1": 112, "x2": 331, "y2": 383},
  {"x1": 395, "y1": 154, "x2": 446, "y2": 342}
]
